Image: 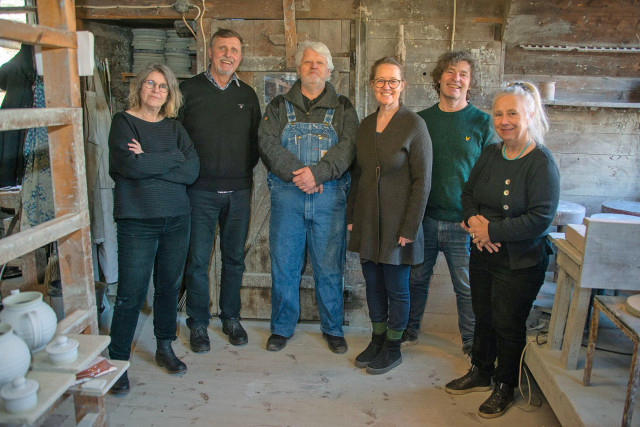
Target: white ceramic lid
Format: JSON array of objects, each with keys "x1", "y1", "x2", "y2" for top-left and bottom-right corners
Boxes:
[
  {"x1": 46, "y1": 335, "x2": 79, "y2": 356},
  {"x1": 0, "y1": 377, "x2": 39, "y2": 401}
]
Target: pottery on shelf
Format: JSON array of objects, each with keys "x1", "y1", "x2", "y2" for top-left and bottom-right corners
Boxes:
[
  {"x1": 0, "y1": 323, "x2": 31, "y2": 387},
  {"x1": 46, "y1": 335, "x2": 79, "y2": 365},
  {"x1": 0, "y1": 376, "x2": 39, "y2": 413},
  {"x1": 0, "y1": 291, "x2": 57, "y2": 352}
]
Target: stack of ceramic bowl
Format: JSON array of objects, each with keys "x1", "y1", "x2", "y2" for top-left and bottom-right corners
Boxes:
[
  {"x1": 164, "y1": 30, "x2": 193, "y2": 77},
  {"x1": 131, "y1": 29, "x2": 167, "y2": 74}
]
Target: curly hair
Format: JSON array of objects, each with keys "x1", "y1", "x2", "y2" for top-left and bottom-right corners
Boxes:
[
  {"x1": 127, "y1": 63, "x2": 182, "y2": 118},
  {"x1": 430, "y1": 51, "x2": 477, "y2": 100}
]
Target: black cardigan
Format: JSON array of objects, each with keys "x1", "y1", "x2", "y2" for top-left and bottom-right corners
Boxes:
[{"x1": 461, "y1": 142, "x2": 560, "y2": 269}]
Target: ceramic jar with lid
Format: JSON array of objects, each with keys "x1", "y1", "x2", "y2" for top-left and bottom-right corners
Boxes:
[
  {"x1": 0, "y1": 290, "x2": 57, "y2": 352},
  {"x1": 46, "y1": 335, "x2": 79, "y2": 365},
  {"x1": 0, "y1": 323, "x2": 31, "y2": 387},
  {"x1": 0, "y1": 376, "x2": 39, "y2": 413}
]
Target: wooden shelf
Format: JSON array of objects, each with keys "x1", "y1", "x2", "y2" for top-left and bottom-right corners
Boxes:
[
  {"x1": 544, "y1": 100, "x2": 640, "y2": 109},
  {"x1": 0, "y1": 371, "x2": 76, "y2": 425},
  {"x1": 31, "y1": 334, "x2": 111, "y2": 374},
  {"x1": 0, "y1": 18, "x2": 76, "y2": 48}
]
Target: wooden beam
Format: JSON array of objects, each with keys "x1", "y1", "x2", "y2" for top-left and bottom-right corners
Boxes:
[
  {"x1": 0, "y1": 19, "x2": 77, "y2": 48},
  {"x1": 471, "y1": 17, "x2": 504, "y2": 24},
  {"x1": 0, "y1": 108, "x2": 80, "y2": 131},
  {"x1": 0, "y1": 212, "x2": 87, "y2": 266},
  {"x1": 75, "y1": 0, "x2": 357, "y2": 20},
  {"x1": 283, "y1": 0, "x2": 297, "y2": 69}
]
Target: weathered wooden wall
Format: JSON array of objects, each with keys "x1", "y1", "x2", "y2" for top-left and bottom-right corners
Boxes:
[
  {"x1": 80, "y1": 0, "x2": 639, "y2": 336},
  {"x1": 504, "y1": 0, "x2": 640, "y2": 215}
]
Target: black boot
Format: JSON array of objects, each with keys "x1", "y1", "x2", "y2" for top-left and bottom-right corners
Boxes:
[
  {"x1": 355, "y1": 333, "x2": 385, "y2": 368},
  {"x1": 109, "y1": 371, "x2": 130, "y2": 395},
  {"x1": 478, "y1": 382, "x2": 514, "y2": 419},
  {"x1": 366, "y1": 338, "x2": 402, "y2": 375},
  {"x1": 155, "y1": 339, "x2": 187, "y2": 374}
]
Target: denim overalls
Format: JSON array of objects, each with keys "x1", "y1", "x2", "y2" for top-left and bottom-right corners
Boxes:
[{"x1": 267, "y1": 99, "x2": 350, "y2": 338}]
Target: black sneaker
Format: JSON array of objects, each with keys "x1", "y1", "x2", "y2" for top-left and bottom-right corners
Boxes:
[
  {"x1": 189, "y1": 325, "x2": 210, "y2": 353},
  {"x1": 478, "y1": 382, "x2": 514, "y2": 419},
  {"x1": 222, "y1": 318, "x2": 248, "y2": 346},
  {"x1": 401, "y1": 327, "x2": 418, "y2": 347},
  {"x1": 444, "y1": 365, "x2": 492, "y2": 395}
]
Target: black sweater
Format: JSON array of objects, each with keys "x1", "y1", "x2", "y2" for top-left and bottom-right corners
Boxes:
[
  {"x1": 178, "y1": 73, "x2": 261, "y2": 192},
  {"x1": 108, "y1": 112, "x2": 200, "y2": 219},
  {"x1": 461, "y1": 143, "x2": 560, "y2": 269}
]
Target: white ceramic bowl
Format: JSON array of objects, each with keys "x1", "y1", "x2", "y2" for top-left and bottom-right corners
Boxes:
[
  {"x1": 45, "y1": 335, "x2": 79, "y2": 365},
  {"x1": 1, "y1": 376, "x2": 38, "y2": 413}
]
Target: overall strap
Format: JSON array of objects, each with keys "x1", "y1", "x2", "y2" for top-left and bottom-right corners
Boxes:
[
  {"x1": 284, "y1": 100, "x2": 297, "y2": 123},
  {"x1": 323, "y1": 108, "x2": 335, "y2": 125}
]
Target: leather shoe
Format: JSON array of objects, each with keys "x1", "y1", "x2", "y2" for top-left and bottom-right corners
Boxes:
[
  {"x1": 322, "y1": 332, "x2": 348, "y2": 354},
  {"x1": 222, "y1": 318, "x2": 248, "y2": 346},
  {"x1": 110, "y1": 371, "x2": 130, "y2": 395},
  {"x1": 266, "y1": 334, "x2": 288, "y2": 351},
  {"x1": 189, "y1": 325, "x2": 210, "y2": 353}
]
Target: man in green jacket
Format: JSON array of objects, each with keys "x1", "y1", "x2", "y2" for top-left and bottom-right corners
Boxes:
[{"x1": 405, "y1": 51, "x2": 496, "y2": 358}]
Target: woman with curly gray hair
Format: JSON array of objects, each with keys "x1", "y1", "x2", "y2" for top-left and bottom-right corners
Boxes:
[{"x1": 108, "y1": 63, "x2": 199, "y2": 395}]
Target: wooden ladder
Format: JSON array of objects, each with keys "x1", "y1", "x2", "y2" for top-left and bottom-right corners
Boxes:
[{"x1": 0, "y1": 0, "x2": 97, "y2": 335}]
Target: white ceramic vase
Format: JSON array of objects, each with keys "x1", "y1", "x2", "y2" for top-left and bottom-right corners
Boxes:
[
  {"x1": 0, "y1": 291, "x2": 57, "y2": 352},
  {"x1": 0, "y1": 323, "x2": 31, "y2": 387}
]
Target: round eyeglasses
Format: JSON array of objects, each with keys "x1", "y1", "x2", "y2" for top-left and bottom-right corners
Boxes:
[
  {"x1": 372, "y1": 79, "x2": 403, "y2": 89},
  {"x1": 144, "y1": 80, "x2": 169, "y2": 93}
]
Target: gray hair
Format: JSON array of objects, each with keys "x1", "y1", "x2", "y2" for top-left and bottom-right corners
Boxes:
[
  {"x1": 295, "y1": 40, "x2": 334, "y2": 77},
  {"x1": 492, "y1": 81, "x2": 549, "y2": 144},
  {"x1": 128, "y1": 63, "x2": 182, "y2": 118}
]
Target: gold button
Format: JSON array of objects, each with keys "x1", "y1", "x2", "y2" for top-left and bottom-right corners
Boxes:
[
  {"x1": 504, "y1": 190, "x2": 509, "y2": 196},
  {"x1": 505, "y1": 179, "x2": 510, "y2": 185},
  {"x1": 503, "y1": 204, "x2": 509, "y2": 210}
]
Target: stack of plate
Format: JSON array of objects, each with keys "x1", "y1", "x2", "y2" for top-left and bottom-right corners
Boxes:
[
  {"x1": 164, "y1": 30, "x2": 193, "y2": 76},
  {"x1": 131, "y1": 29, "x2": 167, "y2": 74}
]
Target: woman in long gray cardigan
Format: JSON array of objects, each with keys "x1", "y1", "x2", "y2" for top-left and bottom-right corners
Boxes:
[{"x1": 347, "y1": 57, "x2": 432, "y2": 374}]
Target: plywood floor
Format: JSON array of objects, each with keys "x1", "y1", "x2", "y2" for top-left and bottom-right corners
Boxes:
[{"x1": 91, "y1": 311, "x2": 560, "y2": 427}]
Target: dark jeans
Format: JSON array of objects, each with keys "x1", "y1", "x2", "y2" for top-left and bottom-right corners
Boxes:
[
  {"x1": 185, "y1": 188, "x2": 251, "y2": 327},
  {"x1": 469, "y1": 250, "x2": 548, "y2": 387},
  {"x1": 109, "y1": 215, "x2": 190, "y2": 361},
  {"x1": 361, "y1": 261, "x2": 411, "y2": 331}
]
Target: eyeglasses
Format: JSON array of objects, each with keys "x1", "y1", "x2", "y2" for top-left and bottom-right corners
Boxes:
[
  {"x1": 144, "y1": 80, "x2": 169, "y2": 93},
  {"x1": 372, "y1": 79, "x2": 403, "y2": 89}
]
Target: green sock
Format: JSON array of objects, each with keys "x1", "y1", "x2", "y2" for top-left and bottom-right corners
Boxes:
[
  {"x1": 386, "y1": 328, "x2": 403, "y2": 340},
  {"x1": 372, "y1": 322, "x2": 387, "y2": 335}
]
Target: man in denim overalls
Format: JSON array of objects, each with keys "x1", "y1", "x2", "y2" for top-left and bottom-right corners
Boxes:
[{"x1": 258, "y1": 41, "x2": 359, "y2": 353}]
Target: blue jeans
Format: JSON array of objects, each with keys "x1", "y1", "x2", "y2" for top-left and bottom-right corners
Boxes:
[
  {"x1": 109, "y1": 215, "x2": 190, "y2": 361},
  {"x1": 469, "y1": 250, "x2": 548, "y2": 386},
  {"x1": 361, "y1": 261, "x2": 411, "y2": 331},
  {"x1": 184, "y1": 188, "x2": 251, "y2": 327},
  {"x1": 408, "y1": 217, "x2": 474, "y2": 346},
  {"x1": 268, "y1": 174, "x2": 349, "y2": 338}
]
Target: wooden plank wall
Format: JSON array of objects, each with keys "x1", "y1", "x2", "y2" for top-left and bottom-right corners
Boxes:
[
  {"x1": 504, "y1": 0, "x2": 640, "y2": 214},
  {"x1": 360, "y1": 0, "x2": 506, "y2": 114}
]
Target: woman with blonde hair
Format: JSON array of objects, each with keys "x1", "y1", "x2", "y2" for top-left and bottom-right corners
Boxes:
[
  {"x1": 444, "y1": 81, "x2": 559, "y2": 418},
  {"x1": 108, "y1": 63, "x2": 199, "y2": 395}
]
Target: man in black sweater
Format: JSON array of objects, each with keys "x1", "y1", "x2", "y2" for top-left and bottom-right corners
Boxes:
[{"x1": 178, "y1": 28, "x2": 261, "y2": 352}]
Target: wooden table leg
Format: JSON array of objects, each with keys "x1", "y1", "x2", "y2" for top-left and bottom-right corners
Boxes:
[
  {"x1": 623, "y1": 342, "x2": 640, "y2": 427},
  {"x1": 561, "y1": 287, "x2": 592, "y2": 369},
  {"x1": 583, "y1": 301, "x2": 600, "y2": 385},
  {"x1": 548, "y1": 268, "x2": 573, "y2": 350},
  {"x1": 74, "y1": 394, "x2": 106, "y2": 426}
]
